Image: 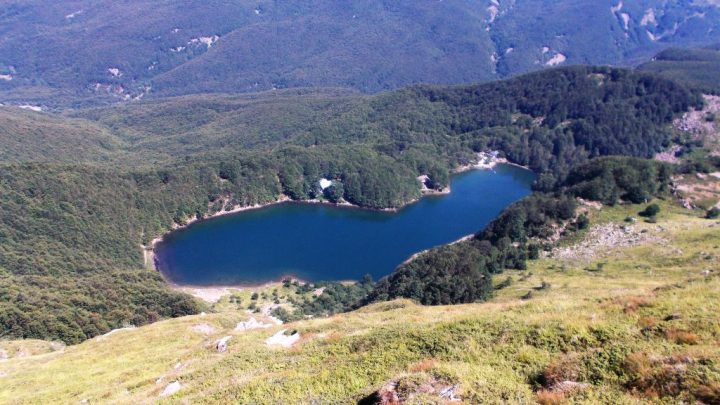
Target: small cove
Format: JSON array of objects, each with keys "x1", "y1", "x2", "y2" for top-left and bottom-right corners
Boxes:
[{"x1": 155, "y1": 164, "x2": 535, "y2": 285}]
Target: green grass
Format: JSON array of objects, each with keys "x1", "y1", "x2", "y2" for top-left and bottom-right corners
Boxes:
[{"x1": 1, "y1": 204, "x2": 718, "y2": 404}]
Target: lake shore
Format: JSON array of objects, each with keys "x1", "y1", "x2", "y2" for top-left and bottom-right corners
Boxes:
[
  {"x1": 171, "y1": 280, "x2": 296, "y2": 303},
  {"x1": 148, "y1": 153, "x2": 532, "y2": 295},
  {"x1": 399, "y1": 233, "x2": 476, "y2": 266}
]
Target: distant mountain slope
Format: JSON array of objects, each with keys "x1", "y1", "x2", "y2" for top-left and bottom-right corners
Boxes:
[
  {"x1": 638, "y1": 44, "x2": 720, "y2": 94},
  {"x1": 0, "y1": 0, "x2": 719, "y2": 107}
]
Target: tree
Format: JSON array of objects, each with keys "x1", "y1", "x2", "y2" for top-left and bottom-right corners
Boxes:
[
  {"x1": 323, "y1": 182, "x2": 344, "y2": 203},
  {"x1": 576, "y1": 213, "x2": 590, "y2": 230},
  {"x1": 639, "y1": 203, "x2": 660, "y2": 218}
]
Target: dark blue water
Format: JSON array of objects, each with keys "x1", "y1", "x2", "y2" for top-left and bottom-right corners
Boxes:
[{"x1": 155, "y1": 165, "x2": 534, "y2": 285}]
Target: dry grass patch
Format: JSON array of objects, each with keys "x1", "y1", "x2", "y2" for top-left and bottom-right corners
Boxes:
[
  {"x1": 664, "y1": 328, "x2": 700, "y2": 345},
  {"x1": 616, "y1": 295, "x2": 653, "y2": 314},
  {"x1": 536, "y1": 389, "x2": 567, "y2": 405}
]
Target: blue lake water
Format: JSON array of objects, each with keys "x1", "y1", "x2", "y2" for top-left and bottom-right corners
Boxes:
[{"x1": 155, "y1": 165, "x2": 535, "y2": 285}]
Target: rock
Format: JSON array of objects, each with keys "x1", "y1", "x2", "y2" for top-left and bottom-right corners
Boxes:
[
  {"x1": 268, "y1": 315, "x2": 284, "y2": 325},
  {"x1": 376, "y1": 382, "x2": 400, "y2": 404},
  {"x1": 215, "y1": 336, "x2": 232, "y2": 353},
  {"x1": 265, "y1": 329, "x2": 300, "y2": 347},
  {"x1": 235, "y1": 317, "x2": 273, "y2": 331},
  {"x1": 160, "y1": 381, "x2": 182, "y2": 397},
  {"x1": 549, "y1": 380, "x2": 589, "y2": 394},
  {"x1": 439, "y1": 385, "x2": 461, "y2": 402},
  {"x1": 49, "y1": 341, "x2": 65, "y2": 352},
  {"x1": 191, "y1": 323, "x2": 216, "y2": 335},
  {"x1": 95, "y1": 326, "x2": 135, "y2": 341}
]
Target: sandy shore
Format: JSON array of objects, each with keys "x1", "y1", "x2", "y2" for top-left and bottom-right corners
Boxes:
[{"x1": 170, "y1": 276, "x2": 314, "y2": 303}]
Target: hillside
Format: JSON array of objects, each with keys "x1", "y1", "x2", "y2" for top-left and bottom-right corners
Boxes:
[
  {"x1": 639, "y1": 44, "x2": 720, "y2": 94},
  {"x1": 0, "y1": 66, "x2": 705, "y2": 343},
  {"x1": 0, "y1": 107, "x2": 125, "y2": 164},
  {"x1": 0, "y1": 0, "x2": 719, "y2": 107},
  {"x1": 1, "y1": 202, "x2": 718, "y2": 404}
]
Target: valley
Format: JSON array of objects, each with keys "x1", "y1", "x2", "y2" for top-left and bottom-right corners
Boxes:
[{"x1": 1, "y1": 3, "x2": 720, "y2": 402}]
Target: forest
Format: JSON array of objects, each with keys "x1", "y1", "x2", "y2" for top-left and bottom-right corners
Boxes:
[
  {"x1": 0, "y1": 66, "x2": 705, "y2": 342},
  {"x1": 638, "y1": 44, "x2": 720, "y2": 95}
]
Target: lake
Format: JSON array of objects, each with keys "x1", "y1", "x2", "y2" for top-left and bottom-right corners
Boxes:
[{"x1": 155, "y1": 164, "x2": 535, "y2": 285}]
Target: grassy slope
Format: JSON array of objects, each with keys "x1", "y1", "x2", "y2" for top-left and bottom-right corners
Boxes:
[{"x1": 2, "y1": 201, "x2": 718, "y2": 404}]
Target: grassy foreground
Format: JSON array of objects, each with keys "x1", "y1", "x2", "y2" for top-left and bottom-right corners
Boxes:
[{"x1": 0, "y1": 202, "x2": 719, "y2": 404}]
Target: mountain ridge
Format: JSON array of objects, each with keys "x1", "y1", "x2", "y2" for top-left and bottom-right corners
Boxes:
[{"x1": 1, "y1": 0, "x2": 719, "y2": 107}]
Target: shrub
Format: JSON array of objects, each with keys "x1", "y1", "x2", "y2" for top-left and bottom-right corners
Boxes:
[
  {"x1": 706, "y1": 207, "x2": 720, "y2": 219},
  {"x1": 639, "y1": 204, "x2": 661, "y2": 217},
  {"x1": 528, "y1": 244, "x2": 541, "y2": 260},
  {"x1": 618, "y1": 296, "x2": 652, "y2": 313},
  {"x1": 693, "y1": 382, "x2": 720, "y2": 404},
  {"x1": 624, "y1": 353, "x2": 700, "y2": 398},
  {"x1": 495, "y1": 276, "x2": 513, "y2": 290},
  {"x1": 541, "y1": 353, "x2": 583, "y2": 386},
  {"x1": 575, "y1": 214, "x2": 590, "y2": 230}
]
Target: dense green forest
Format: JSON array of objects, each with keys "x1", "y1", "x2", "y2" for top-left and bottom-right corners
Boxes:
[
  {"x1": 2, "y1": 1, "x2": 719, "y2": 107},
  {"x1": 0, "y1": 66, "x2": 704, "y2": 342},
  {"x1": 638, "y1": 44, "x2": 720, "y2": 94}
]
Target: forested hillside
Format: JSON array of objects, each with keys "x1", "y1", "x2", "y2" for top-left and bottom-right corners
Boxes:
[
  {"x1": 0, "y1": 0, "x2": 718, "y2": 107},
  {"x1": 0, "y1": 66, "x2": 703, "y2": 342},
  {"x1": 639, "y1": 44, "x2": 720, "y2": 94}
]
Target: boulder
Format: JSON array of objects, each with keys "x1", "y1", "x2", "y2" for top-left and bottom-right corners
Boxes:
[
  {"x1": 265, "y1": 329, "x2": 300, "y2": 347},
  {"x1": 161, "y1": 381, "x2": 182, "y2": 397},
  {"x1": 235, "y1": 317, "x2": 273, "y2": 331},
  {"x1": 216, "y1": 336, "x2": 232, "y2": 353}
]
